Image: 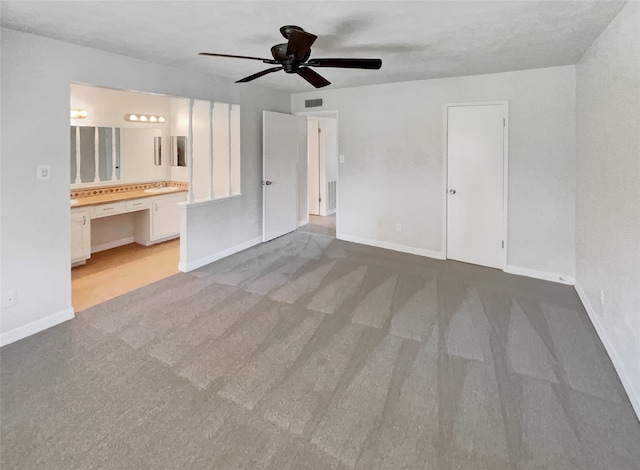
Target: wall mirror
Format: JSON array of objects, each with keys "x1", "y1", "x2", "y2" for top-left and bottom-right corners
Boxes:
[{"x1": 70, "y1": 126, "x2": 162, "y2": 184}]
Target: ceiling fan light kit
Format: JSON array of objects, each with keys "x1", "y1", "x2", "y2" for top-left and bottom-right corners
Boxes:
[{"x1": 199, "y1": 25, "x2": 382, "y2": 88}]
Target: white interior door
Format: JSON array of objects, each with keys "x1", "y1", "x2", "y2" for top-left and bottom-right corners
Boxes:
[
  {"x1": 447, "y1": 104, "x2": 505, "y2": 269},
  {"x1": 308, "y1": 119, "x2": 320, "y2": 215},
  {"x1": 263, "y1": 111, "x2": 305, "y2": 242}
]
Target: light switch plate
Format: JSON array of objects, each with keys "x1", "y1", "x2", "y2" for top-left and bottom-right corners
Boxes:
[
  {"x1": 37, "y1": 164, "x2": 51, "y2": 180},
  {"x1": 339, "y1": 154, "x2": 345, "y2": 164}
]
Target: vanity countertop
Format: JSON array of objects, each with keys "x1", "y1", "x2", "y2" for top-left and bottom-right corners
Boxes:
[{"x1": 71, "y1": 187, "x2": 187, "y2": 208}]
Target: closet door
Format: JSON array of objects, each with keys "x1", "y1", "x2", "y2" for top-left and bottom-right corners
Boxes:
[{"x1": 447, "y1": 104, "x2": 506, "y2": 269}]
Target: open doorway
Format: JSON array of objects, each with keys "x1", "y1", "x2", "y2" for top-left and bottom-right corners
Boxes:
[{"x1": 301, "y1": 112, "x2": 338, "y2": 237}]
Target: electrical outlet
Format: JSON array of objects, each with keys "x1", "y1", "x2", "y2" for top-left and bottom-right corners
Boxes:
[
  {"x1": 2, "y1": 290, "x2": 17, "y2": 309},
  {"x1": 339, "y1": 154, "x2": 345, "y2": 164},
  {"x1": 396, "y1": 223, "x2": 402, "y2": 232},
  {"x1": 599, "y1": 289, "x2": 604, "y2": 307},
  {"x1": 36, "y1": 164, "x2": 51, "y2": 180}
]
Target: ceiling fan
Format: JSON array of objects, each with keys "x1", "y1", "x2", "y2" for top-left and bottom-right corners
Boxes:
[{"x1": 199, "y1": 25, "x2": 382, "y2": 88}]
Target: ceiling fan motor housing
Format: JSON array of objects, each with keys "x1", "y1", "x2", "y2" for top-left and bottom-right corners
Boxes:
[{"x1": 271, "y1": 43, "x2": 311, "y2": 72}]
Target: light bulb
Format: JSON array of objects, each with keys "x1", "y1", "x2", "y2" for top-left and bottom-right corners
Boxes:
[
  {"x1": 158, "y1": 116, "x2": 166, "y2": 123},
  {"x1": 71, "y1": 109, "x2": 87, "y2": 119},
  {"x1": 150, "y1": 116, "x2": 157, "y2": 122},
  {"x1": 129, "y1": 114, "x2": 139, "y2": 121},
  {"x1": 140, "y1": 115, "x2": 148, "y2": 122}
]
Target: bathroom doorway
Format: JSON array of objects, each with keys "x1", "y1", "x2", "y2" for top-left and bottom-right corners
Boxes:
[{"x1": 302, "y1": 112, "x2": 338, "y2": 237}]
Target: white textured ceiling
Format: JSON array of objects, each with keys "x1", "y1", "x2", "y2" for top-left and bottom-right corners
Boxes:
[{"x1": 0, "y1": 1, "x2": 626, "y2": 92}]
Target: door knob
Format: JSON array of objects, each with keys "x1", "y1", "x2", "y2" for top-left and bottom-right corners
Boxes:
[
  {"x1": 449, "y1": 189, "x2": 456, "y2": 194},
  {"x1": 263, "y1": 180, "x2": 273, "y2": 186}
]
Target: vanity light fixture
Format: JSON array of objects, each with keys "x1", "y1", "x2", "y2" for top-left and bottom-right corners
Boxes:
[
  {"x1": 70, "y1": 108, "x2": 88, "y2": 119},
  {"x1": 124, "y1": 113, "x2": 166, "y2": 123}
]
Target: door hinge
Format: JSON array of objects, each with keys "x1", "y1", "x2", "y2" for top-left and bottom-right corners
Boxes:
[
  {"x1": 502, "y1": 240, "x2": 505, "y2": 248},
  {"x1": 503, "y1": 118, "x2": 506, "y2": 127},
  {"x1": 318, "y1": 127, "x2": 321, "y2": 134},
  {"x1": 319, "y1": 197, "x2": 322, "y2": 203}
]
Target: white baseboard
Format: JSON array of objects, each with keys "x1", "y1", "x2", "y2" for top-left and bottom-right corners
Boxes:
[
  {"x1": 91, "y1": 236, "x2": 135, "y2": 254},
  {"x1": 0, "y1": 307, "x2": 75, "y2": 347},
  {"x1": 178, "y1": 236, "x2": 262, "y2": 272},
  {"x1": 505, "y1": 265, "x2": 575, "y2": 285},
  {"x1": 298, "y1": 218, "x2": 309, "y2": 227},
  {"x1": 575, "y1": 282, "x2": 640, "y2": 421},
  {"x1": 337, "y1": 233, "x2": 446, "y2": 260}
]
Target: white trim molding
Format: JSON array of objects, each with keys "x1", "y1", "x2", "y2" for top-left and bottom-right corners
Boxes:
[
  {"x1": 338, "y1": 233, "x2": 446, "y2": 260},
  {"x1": 0, "y1": 307, "x2": 75, "y2": 347},
  {"x1": 178, "y1": 236, "x2": 262, "y2": 272},
  {"x1": 575, "y1": 283, "x2": 640, "y2": 420},
  {"x1": 505, "y1": 265, "x2": 575, "y2": 285}
]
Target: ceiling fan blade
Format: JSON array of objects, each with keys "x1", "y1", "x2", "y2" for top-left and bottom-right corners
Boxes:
[
  {"x1": 235, "y1": 67, "x2": 283, "y2": 83},
  {"x1": 305, "y1": 58, "x2": 382, "y2": 69},
  {"x1": 286, "y1": 29, "x2": 317, "y2": 60},
  {"x1": 297, "y1": 67, "x2": 330, "y2": 88},
  {"x1": 199, "y1": 52, "x2": 278, "y2": 64}
]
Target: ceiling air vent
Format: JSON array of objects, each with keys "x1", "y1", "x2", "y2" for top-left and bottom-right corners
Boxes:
[{"x1": 305, "y1": 98, "x2": 323, "y2": 108}]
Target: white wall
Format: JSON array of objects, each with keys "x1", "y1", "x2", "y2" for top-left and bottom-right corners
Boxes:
[
  {"x1": 0, "y1": 28, "x2": 290, "y2": 345},
  {"x1": 292, "y1": 66, "x2": 576, "y2": 277},
  {"x1": 575, "y1": 1, "x2": 640, "y2": 416}
]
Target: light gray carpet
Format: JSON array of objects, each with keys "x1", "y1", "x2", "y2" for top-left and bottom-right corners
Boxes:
[{"x1": 2, "y1": 230, "x2": 639, "y2": 469}]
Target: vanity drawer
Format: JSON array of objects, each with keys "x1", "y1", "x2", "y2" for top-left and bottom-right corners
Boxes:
[
  {"x1": 125, "y1": 199, "x2": 151, "y2": 211},
  {"x1": 92, "y1": 201, "x2": 125, "y2": 219}
]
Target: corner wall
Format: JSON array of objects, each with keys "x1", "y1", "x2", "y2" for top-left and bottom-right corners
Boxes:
[
  {"x1": 575, "y1": 1, "x2": 640, "y2": 416},
  {"x1": 0, "y1": 28, "x2": 290, "y2": 345},
  {"x1": 292, "y1": 66, "x2": 576, "y2": 280}
]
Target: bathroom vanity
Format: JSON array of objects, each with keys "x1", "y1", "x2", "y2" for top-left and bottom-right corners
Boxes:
[{"x1": 70, "y1": 184, "x2": 187, "y2": 266}]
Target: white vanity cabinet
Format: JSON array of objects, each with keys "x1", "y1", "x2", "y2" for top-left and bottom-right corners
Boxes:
[
  {"x1": 70, "y1": 208, "x2": 91, "y2": 265},
  {"x1": 151, "y1": 194, "x2": 186, "y2": 241},
  {"x1": 71, "y1": 191, "x2": 186, "y2": 266}
]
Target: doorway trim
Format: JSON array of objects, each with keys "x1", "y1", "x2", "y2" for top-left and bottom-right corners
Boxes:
[
  {"x1": 442, "y1": 101, "x2": 509, "y2": 270},
  {"x1": 294, "y1": 110, "x2": 339, "y2": 232}
]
